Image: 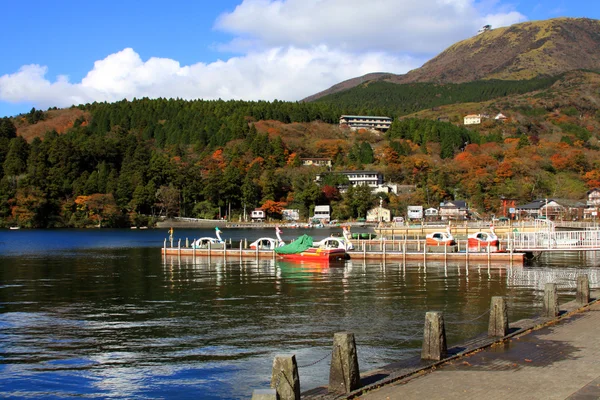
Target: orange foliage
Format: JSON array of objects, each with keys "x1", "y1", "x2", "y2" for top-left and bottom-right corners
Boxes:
[
  {"x1": 583, "y1": 170, "x2": 600, "y2": 188},
  {"x1": 261, "y1": 200, "x2": 286, "y2": 216},
  {"x1": 550, "y1": 153, "x2": 570, "y2": 170},
  {"x1": 496, "y1": 161, "x2": 514, "y2": 179}
]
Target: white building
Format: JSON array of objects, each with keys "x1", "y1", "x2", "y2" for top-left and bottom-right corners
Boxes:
[
  {"x1": 464, "y1": 114, "x2": 482, "y2": 125},
  {"x1": 301, "y1": 158, "x2": 332, "y2": 168},
  {"x1": 251, "y1": 209, "x2": 265, "y2": 222},
  {"x1": 366, "y1": 206, "x2": 391, "y2": 222},
  {"x1": 407, "y1": 206, "x2": 423, "y2": 220},
  {"x1": 312, "y1": 205, "x2": 331, "y2": 222},
  {"x1": 282, "y1": 209, "x2": 300, "y2": 221},
  {"x1": 339, "y1": 115, "x2": 392, "y2": 131}
]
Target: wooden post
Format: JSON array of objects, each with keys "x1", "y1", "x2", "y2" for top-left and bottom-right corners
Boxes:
[
  {"x1": 208, "y1": 241, "x2": 211, "y2": 263},
  {"x1": 403, "y1": 241, "x2": 406, "y2": 264},
  {"x1": 328, "y1": 332, "x2": 361, "y2": 394},
  {"x1": 251, "y1": 389, "x2": 279, "y2": 400},
  {"x1": 423, "y1": 239, "x2": 427, "y2": 266},
  {"x1": 421, "y1": 311, "x2": 447, "y2": 361},
  {"x1": 245, "y1": 238, "x2": 248, "y2": 249},
  {"x1": 383, "y1": 240, "x2": 386, "y2": 262},
  {"x1": 193, "y1": 239, "x2": 196, "y2": 264},
  {"x1": 270, "y1": 355, "x2": 300, "y2": 400},
  {"x1": 444, "y1": 241, "x2": 447, "y2": 263},
  {"x1": 163, "y1": 239, "x2": 166, "y2": 256},
  {"x1": 178, "y1": 239, "x2": 181, "y2": 257},
  {"x1": 223, "y1": 241, "x2": 227, "y2": 261},
  {"x1": 240, "y1": 241, "x2": 243, "y2": 262},
  {"x1": 543, "y1": 283, "x2": 559, "y2": 318},
  {"x1": 185, "y1": 237, "x2": 189, "y2": 248},
  {"x1": 576, "y1": 275, "x2": 590, "y2": 306},
  {"x1": 488, "y1": 296, "x2": 509, "y2": 337}
]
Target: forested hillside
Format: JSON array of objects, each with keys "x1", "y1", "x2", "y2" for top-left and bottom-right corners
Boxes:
[{"x1": 1, "y1": 71, "x2": 600, "y2": 228}]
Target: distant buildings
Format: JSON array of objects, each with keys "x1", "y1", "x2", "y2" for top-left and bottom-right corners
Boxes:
[
  {"x1": 301, "y1": 158, "x2": 332, "y2": 168},
  {"x1": 464, "y1": 114, "x2": 482, "y2": 125},
  {"x1": 339, "y1": 115, "x2": 392, "y2": 131},
  {"x1": 315, "y1": 170, "x2": 399, "y2": 194}
]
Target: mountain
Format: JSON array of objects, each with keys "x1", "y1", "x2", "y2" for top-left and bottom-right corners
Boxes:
[{"x1": 305, "y1": 17, "x2": 600, "y2": 101}]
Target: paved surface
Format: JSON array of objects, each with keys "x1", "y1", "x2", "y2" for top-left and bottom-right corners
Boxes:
[{"x1": 356, "y1": 301, "x2": 600, "y2": 400}]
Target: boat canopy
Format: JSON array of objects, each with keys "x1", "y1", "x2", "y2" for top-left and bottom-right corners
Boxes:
[{"x1": 275, "y1": 234, "x2": 313, "y2": 254}]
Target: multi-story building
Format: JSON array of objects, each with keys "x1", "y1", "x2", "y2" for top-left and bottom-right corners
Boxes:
[
  {"x1": 464, "y1": 114, "x2": 482, "y2": 125},
  {"x1": 316, "y1": 170, "x2": 382, "y2": 190},
  {"x1": 339, "y1": 115, "x2": 392, "y2": 131}
]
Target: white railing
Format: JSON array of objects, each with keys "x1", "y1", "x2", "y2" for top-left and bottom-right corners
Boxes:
[{"x1": 510, "y1": 230, "x2": 600, "y2": 250}]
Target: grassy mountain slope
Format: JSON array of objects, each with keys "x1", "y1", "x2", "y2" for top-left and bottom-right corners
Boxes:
[{"x1": 305, "y1": 17, "x2": 600, "y2": 101}]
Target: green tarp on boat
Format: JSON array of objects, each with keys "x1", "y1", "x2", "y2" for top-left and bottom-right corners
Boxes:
[{"x1": 275, "y1": 234, "x2": 313, "y2": 254}]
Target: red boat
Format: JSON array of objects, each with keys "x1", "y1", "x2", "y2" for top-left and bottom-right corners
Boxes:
[
  {"x1": 277, "y1": 247, "x2": 347, "y2": 262},
  {"x1": 275, "y1": 234, "x2": 347, "y2": 262}
]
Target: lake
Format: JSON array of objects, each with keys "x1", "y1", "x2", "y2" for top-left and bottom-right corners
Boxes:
[{"x1": 1, "y1": 228, "x2": 599, "y2": 399}]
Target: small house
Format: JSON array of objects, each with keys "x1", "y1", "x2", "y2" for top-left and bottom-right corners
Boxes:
[
  {"x1": 366, "y1": 206, "x2": 391, "y2": 222},
  {"x1": 464, "y1": 114, "x2": 481, "y2": 125},
  {"x1": 312, "y1": 205, "x2": 331, "y2": 222},
  {"x1": 251, "y1": 209, "x2": 265, "y2": 222},
  {"x1": 439, "y1": 201, "x2": 468, "y2": 220}
]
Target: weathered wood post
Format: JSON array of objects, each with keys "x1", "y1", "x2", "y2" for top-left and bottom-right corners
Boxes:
[
  {"x1": 270, "y1": 355, "x2": 300, "y2": 400},
  {"x1": 329, "y1": 332, "x2": 361, "y2": 394},
  {"x1": 488, "y1": 296, "x2": 509, "y2": 337},
  {"x1": 421, "y1": 311, "x2": 447, "y2": 361},
  {"x1": 251, "y1": 389, "x2": 279, "y2": 400},
  {"x1": 576, "y1": 275, "x2": 590, "y2": 306},
  {"x1": 543, "y1": 283, "x2": 559, "y2": 317}
]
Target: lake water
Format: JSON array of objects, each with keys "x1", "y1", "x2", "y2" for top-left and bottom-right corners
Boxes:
[{"x1": 1, "y1": 228, "x2": 599, "y2": 399}]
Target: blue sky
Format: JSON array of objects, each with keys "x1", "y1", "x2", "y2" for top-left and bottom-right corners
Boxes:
[{"x1": 1, "y1": 0, "x2": 598, "y2": 117}]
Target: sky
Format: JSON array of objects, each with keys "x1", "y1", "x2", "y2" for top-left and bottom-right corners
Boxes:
[{"x1": 0, "y1": 0, "x2": 598, "y2": 117}]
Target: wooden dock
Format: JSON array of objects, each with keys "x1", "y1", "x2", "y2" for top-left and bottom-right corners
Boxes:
[{"x1": 161, "y1": 244, "x2": 525, "y2": 264}]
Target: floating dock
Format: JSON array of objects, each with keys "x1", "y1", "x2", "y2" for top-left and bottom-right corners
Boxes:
[{"x1": 161, "y1": 244, "x2": 524, "y2": 265}]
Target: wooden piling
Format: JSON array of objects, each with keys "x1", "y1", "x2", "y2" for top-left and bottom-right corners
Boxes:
[
  {"x1": 488, "y1": 296, "x2": 509, "y2": 337},
  {"x1": 178, "y1": 239, "x2": 181, "y2": 257},
  {"x1": 328, "y1": 332, "x2": 361, "y2": 394},
  {"x1": 543, "y1": 283, "x2": 559, "y2": 318},
  {"x1": 270, "y1": 355, "x2": 300, "y2": 400},
  {"x1": 421, "y1": 311, "x2": 447, "y2": 361},
  {"x1": 576, "y1": 275, "x2": 590, "y2": 306},
  {"x1": 251, "y1": 389, "x2": 279, "y2": 400}
]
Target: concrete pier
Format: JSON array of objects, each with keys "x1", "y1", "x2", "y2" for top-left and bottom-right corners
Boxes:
[
  {"x1": 421, "y1": 311, "x2": 447, "y2": 361},
  {"x1": 270, "y1": 355, "x2": 300, "y2": 400},
  {"x1": 487, "y1": 296, "x2": 508, "y2": 337}
]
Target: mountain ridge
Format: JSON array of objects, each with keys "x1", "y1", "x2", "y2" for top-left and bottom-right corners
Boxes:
[{"x1": 304, "y1": 17, "x2": 600, "y2": 101}]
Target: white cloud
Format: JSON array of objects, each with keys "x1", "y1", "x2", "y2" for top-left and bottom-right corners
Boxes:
[
  {"x1": 0, "y1": 0, "x2": 526, "y2": 110},
  {"x1": 0, "y1": 47, "x2": 420, "y2": 108},
  {"x1": 215, "y1": 0, "x2": 526, "y2": 54}
]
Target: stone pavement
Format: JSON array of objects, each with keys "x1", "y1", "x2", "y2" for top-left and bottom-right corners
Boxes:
[
  {"x1": 355, "y1": 301, "x2": 600, "y2": 400},
  {"x1": 301, "y1": 292, "x2": 600, "y2": 400}
]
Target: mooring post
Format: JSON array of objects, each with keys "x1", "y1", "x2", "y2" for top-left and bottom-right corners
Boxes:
[
  {"x1": 178, "y1": 239, "x2": 181, "y2": 257},
  {"x1": 488, "y1": 296, "x2": 509, "y2": 337},
  {"x1": 328, "y1": 332, "x2": 361, "y2": 394},
  {"x1": 163, "y1": 239, "x2": 166, "y2": 256},
  {"x1": 245, "y1": 238, "x2": 248, "y2": 249},
  {"x1": 185, "y1": 237, "x2": 189, "y2": 248},
  {"x1": 239, "y1": 241, "x2": 243, "y2": 262},
  {"x1": 576, "y1": 275, "x2": 590, "y2": 306},
  {"x1": 251, "y1": 389, "x2": 279, "y2": 400},
  {"x1": 421, "y1": 311, "x2": 447, "y2": 361},
  {"x1": 543, "y1": 283, "x2": 559, "y2": 317},
  {"x1": 193, "y1": 239, "x2": 196, "y2": 264},
  {"x1": 223, "y1": 242, "x2": 227, "y2": 261},
  {"x1": 270, "y1": 355, "x2": 300, "y2": 400},
  {"x1": 208, "y1": 241, "x2": 211, "y2": 263}
]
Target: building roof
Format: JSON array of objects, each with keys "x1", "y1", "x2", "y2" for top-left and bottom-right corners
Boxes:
[
  {"x1": 517, "y1": 199, "x2": 548, "y2": 209},
  {"x1": 464, "y1": 114, "x2": 480, "y2": 118},
  {"x1": 340, "y1": 115, "x2": 392, "y2": 120},
  {"x1": 441, "y1": 200, "x2": 467, "y2": 209}
]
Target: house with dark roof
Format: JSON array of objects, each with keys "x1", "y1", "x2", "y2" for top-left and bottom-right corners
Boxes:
[{"x1": 439, "y1": 200, "x2": 468, "y2": 220}]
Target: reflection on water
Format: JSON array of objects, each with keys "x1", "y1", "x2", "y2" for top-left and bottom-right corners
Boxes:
[{"x1": 1, "y1": 230, "x2": 600, "y2": 399}]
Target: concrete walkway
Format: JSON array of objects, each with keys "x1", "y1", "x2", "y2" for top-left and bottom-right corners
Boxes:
[{"x1": 356, "y1": 301, "x2": 600, "y2": 400}]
